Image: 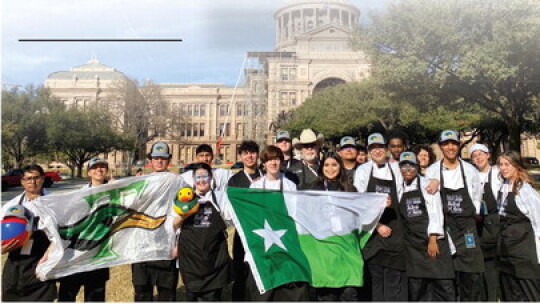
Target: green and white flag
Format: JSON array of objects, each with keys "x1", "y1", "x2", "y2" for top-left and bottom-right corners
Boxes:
[
  {"x1": 227, "y1": 187, "x2": 386, "y2": 294},
  {"x1": 31, "y1": 172, "x2": 185, "y2": 280}
]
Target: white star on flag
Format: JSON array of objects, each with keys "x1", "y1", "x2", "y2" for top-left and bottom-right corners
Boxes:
[{"x1": 253, "y1": 219, "x2": 288, "y2": 252}]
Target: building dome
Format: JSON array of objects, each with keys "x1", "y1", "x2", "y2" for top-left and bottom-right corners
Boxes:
[
  {"x1": 46, "y1": 59, "x2": 127, "y2": 81},
  {"x1": 274, "y1": 0, "x2": 360, "y2": 50}
]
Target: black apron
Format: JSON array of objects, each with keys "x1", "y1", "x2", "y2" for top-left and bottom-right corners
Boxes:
[
  {"x1": 497, "y1": 190, "x2": 540, "y2": 279},
  {"x1": 178, "y1": 191, "x2": 232, "y2": 292},
  {"x1": 440, "y1": 161, "x2": 484, "y2": 272},
  {"x1": 2, "y1": 194, "x2": 57, "y2": 301},
  {"x1": 399, "y1": 177, "x2": 454, "y2": 279},
  {"x1": 363, "y1": 164, "x2": 405, "y2": 271},
  {"x1": 478, "y1": 168, "x2": 500, "y2": 259}
]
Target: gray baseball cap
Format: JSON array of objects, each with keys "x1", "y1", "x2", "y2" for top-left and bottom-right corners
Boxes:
[
  {"x1": 339, "y1": 136, "x2": 357, "y2": 150},
  {"x1": 439, "y1": 130, "x2": 459, "y2": 144},
  {"x1": 276, "y1": 130, "x2": 291, "y2": 142},
  {"x1": 367, "y1": 133, "x2": 386, "y2": 147},
  {"x1": 87, "y1": 157, "x2": 108, "y2": 170},
  {"x1": 399, "y1": 152, "x2": 417, "y2": 165},
  {"x1": 149, "y1": 141, "x2": 171, "y2": 158}
]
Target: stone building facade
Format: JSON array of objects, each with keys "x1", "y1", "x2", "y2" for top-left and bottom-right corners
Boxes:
[
  {"x1": 45, "y1": 0, "x2": 371, "y2": 165},
  {"x1": 44, "y1": 0, "x2": 539, "y2": 165}
]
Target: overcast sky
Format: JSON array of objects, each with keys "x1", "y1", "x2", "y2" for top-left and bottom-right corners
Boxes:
[{"x1": 2, "y1": 0, "x2": 388, "y2": 87}]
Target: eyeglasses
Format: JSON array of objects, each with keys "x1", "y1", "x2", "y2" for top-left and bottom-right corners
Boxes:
[
  {"x1": 194, "y1": 174, "x2": 210, "y2": 183},
  {"x1": 302, "y1": 143, "x2": 318, "y2": 149},
  {"x1": 21, "y1": 176, "x2": 42, "y2": 182},
  {"x1": 399, "y1": 164, "x2": 417, "y2": 172}
]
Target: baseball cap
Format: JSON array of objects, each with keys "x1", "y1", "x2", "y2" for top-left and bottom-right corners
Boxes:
[
  {"x1": 339, "y1": 136, "x2": 357, "y2": 150},
  {"x1": 367, "y1": 133, "x2": 386, "y2": 147},
  {"x1": 87, "y1": 157, "x2": 108, "y2": 170},
  {"x1": 439, "y1": 130, "x2": 459, "y2": 144},
  {"x1": 469, "y1": 143, "x2": 489, "y2": 155},
  {"x1": 399, "y1": 152, "x2": 417, "y2": 165},
  {"x1": 276, "y1": 130, "x2": 291, "y2": 142},
  {"x1": 149, "y1": 141, "x2": 171, "y2": 158}
]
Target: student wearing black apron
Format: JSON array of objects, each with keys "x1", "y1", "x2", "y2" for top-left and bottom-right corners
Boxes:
[
  {"x1": 337, "y1": 136, "x2": 361, "y2": 184},
  {"x1": 245, "y1": 146, "x2": 310, "y2": 301},
  {"x1": 470, "y1": 143, "x2": 502, "y2": 301},
  {"x1": 310, "y1": 152, "x2": 360, "y2": 301},
  {"x1": 58, "y1": 157, "x2": 111, "y2": 302},
  {"x1": 426, "y1": 130, "x2": 484, "y2": 301},
  {"x1": 1, "y1": 164, "x2": 57, "y2": 302},
  {"x1": 177, "y1": 163, "x2": 232, "y2": 301},
  {"x1": 132, "y1": 142, "x2": 178, "y2": 301},
  {"x1": 496, "y1": 151, "x2": 540, "y2": 301},
  {"x1": 287, "y1": 128, "x2": 323, "y2": 190},
  {"x1": 227, "y1": 140, "x2": 261, "y2": 301},
  {"x1": 353, "y1": 133, "x2": 406, "y2": 301},
  {"x1": 397, "y1": 152, "x2": 455, "y2": 301}
]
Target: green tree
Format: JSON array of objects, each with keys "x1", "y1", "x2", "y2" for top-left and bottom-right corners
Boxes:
[
  {"x1": 1, "y1": 86, "x2": 53, "y2": 168},
  {"x1": 47, "y1": 108, "x2": 123, "y2": 177},
  {"x1": 284, "y1": 80, "x2": 481, "y2": 144},
  {"x1": 358, "y1": 0, "x2": 540, "y2": 152}
]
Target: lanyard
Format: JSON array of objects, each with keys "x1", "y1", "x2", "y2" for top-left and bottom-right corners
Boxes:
[
  {"x1": 303, "y1": 161, "x2": 319, "y2": 177},
  {"x1": 243, "y1": 169, "x2": 262, "y2": 184}
]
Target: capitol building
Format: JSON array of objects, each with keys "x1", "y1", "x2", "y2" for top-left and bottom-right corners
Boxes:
[
  {"x1": 45, "y1": 0, "x2": 371, "y2": 165},
  {"x1": 44, "y1": 0, "x2": 539, "y2": 165}
]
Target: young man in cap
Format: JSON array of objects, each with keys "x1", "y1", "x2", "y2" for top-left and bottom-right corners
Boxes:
[
  {"x1": 180, "y1": 144, "x2": 232, "y2": 191},
  {"x1": 227, "y1": 140, "x2": 262, "y2": 301},
  {"x1": 425, "y1": 130, "x2": 484, "y2": 301},
  {"x1": 397, "y1": 152, "x2": 456, "y2": 301},
  {"x1": 131, "y1": 141, "x2": 179, "y2": 302},
  {"x1": 353, "y1": 133, "x2": 406, "y2": 301},
  {"x1": 387, "y1": 131, "x2": 407, "y2": 163},
  {"x1": 58, "y1": 157, "x2": 111, "y2": 302},
  {"x1": 1, "y1": 164, "x2": 57, "y2": 301},
  {"x1": 287, "y1": 128, "x2": 324, "y2": 190},
  {"x1": 275, "y1": 130, "x2": 300, "y2": 171},
  {"x1": 470, "y1": 143, "x2": 502, "y2": 301},
  {"x1": 338, "y1": 136, "x2": 361, "y2": 182}
]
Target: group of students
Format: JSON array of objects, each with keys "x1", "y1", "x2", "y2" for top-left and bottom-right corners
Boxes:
[{"x1": 2, "y1": 128, "x2": 540, "y2": 302}]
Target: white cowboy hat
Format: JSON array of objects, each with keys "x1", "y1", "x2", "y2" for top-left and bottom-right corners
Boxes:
[{"x1": 293, "y1": 129, "x2": 324, "y2": 149}]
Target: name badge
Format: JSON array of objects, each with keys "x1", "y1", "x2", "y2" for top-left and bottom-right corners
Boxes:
[{"x1": 465, "y1": 233, "x2": 476, "y2": 249}]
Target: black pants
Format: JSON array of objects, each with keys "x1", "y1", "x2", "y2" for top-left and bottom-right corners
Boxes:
[
  {"x1": 456, "y1": 271, "x2": 483, "y2": 301},
  {"x1": 368, "y1": 263, "x2": 407, "y2": 301},
  {"x1": 58, "y1": 276, "x2": 106, "y2": 302},
  {"x1": 133, "y1": 285, "x2": 176, "y2": 302},
  {"x1": 231, "y1": 233, "x2": 247, "y2": 301},
  {"x1": 185, "y1": 288, "x2": 222, "y2": 301},
  {"x1": 408, "y1": 277, "x2": 455, "y2": 301},
  {"x1": 482, "y1": 258, "x2": 499, "y2": 301},
  {"x1": 500, "y1": 272, "x2": 540, "y2": 302},
  {"x1": 315, "y1": 287, "x2": 360, "y2": 301},
  {"x1": 244, "y1": 271, "x2": 309, "y2": 301},
  {"x1": 132, "y1": 261, "x2": 178, "y2": 302}
]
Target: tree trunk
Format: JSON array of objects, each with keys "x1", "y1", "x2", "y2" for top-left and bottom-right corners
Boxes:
[
  {"x1": 76, "y1": 163, "x2": 84, "y2": 178},
  {"x1": 507, "y1": 121, "x2": 522, "y2": 154}
]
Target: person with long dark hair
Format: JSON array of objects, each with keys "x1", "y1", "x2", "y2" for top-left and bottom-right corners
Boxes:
[
  {"x1": 496, "y1": 151, "x2": 540, "y2": 301},
  {"x1": 412, "y1": 144, "x2": 436, "y2": 177},
  {"x1": 309, "y1": 152, "x2": 360, "y2": 301}
]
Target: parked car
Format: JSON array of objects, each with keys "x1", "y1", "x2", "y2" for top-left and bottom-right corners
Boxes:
[
  {"x1": 523, "y1": 157, "x2": 539, "y2": 165},
  {"x1": 2, "y1": 169, "x2": 62, "y2": 190}
]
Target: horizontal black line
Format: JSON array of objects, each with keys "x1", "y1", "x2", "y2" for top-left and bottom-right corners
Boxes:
[{"x1": 19, "y1": 39, "x2": 183, "y2": 42}]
